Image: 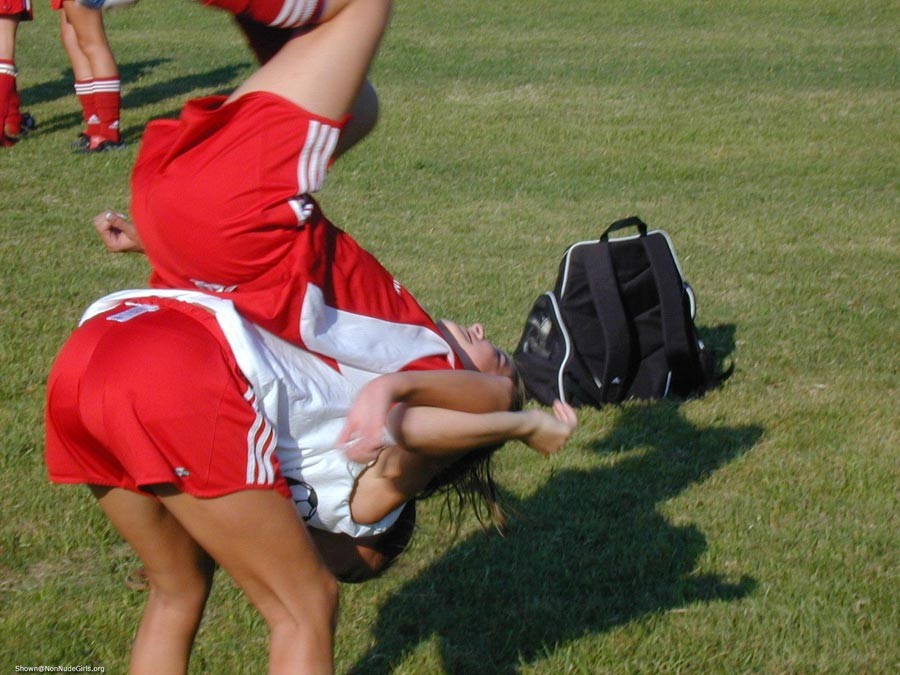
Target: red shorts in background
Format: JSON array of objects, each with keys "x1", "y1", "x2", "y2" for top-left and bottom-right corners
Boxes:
[
  {"x1": 45, "y1": 300, "x2": 290, "y2": 498},
  {"x1": 2, "y1": 0, "x2": 34, "y2": 20}
]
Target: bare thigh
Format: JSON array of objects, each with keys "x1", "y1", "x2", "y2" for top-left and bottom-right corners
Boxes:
[
  {"x1": 154, "y1": 486, "x2": 338, "y2": 674},
  {"x1": 228, "y1": 0, "x2": 392, "y2": 119},
  {"x1": 91, "y1": 486, "x2": 214, "y2": 675}
]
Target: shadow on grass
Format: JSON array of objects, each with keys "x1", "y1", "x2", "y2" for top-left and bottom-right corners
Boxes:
[
  {"x1": 19, "y1": 59, "x2": 170, "y2": 108},
  {"x1": 349, "y1": 327, "x2": 759, "y2": 673},
  {"x1": 20, "y1": 60, "x2": 243, "y2": 141},
  {"x1": 120, "y1": 63, "x2": 244, "y2": 109}
]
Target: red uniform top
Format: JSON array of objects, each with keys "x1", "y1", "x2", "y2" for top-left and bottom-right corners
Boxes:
[{"x1": 131, "y1": 93, "x2": 459, "y2": 375}]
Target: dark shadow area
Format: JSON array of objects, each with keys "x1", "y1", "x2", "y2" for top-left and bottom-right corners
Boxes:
[
  {"x1": 696, "y1": 323, "x2": 735, "y2": 357},
  {"x1": 18, "y1": 59, "x2": 170, "y2": 107},
  {"x1": 697, "y1": 322, "x2": 737, "y2": 381},
  {"x1": 121, "y1": 64, "x2": 244, "y2": 108},
  {"x1": 349, "y1": 327, "x2": 759, "y2": 673},
  {"x1": 18, "y1": 61, "x2": 243, "y2": 141}
]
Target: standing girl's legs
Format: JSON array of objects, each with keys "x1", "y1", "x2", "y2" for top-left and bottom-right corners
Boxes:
[
  {"x1": 89, "y1": 486, "x2": 215, "y2": 675},
  {"x1": 155, "y1": 487, "x2": 338, "y2": 674},
  {"x1": 93, "y1": 485, "x2": 337, "y2": 675},
  {"x1": 58, "y1": 8, "x2": 94, "y2": 147},
  {"x1": 59, "y1": 0, "x2": 122, "y2": 150}
]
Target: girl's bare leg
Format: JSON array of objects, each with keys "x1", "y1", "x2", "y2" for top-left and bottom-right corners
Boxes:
[
  {"x1": 90, "y1": 486, "x2": 214, "y2": 675},
  {"x1": 58, "y1": 11, "x2": 92, "y2": 80},
  {"x1": 228, "y1": 0, "x2": 392, "y2": 119},
  {"x1": 0, "y1": 17, "x2": 17, "y2": 60},
  {"x1": 60, "y1": 1, "x2": 117, "y2": 78},
  {"x1": 154, "y1": 486, "x2": 338, "y2": 675}
]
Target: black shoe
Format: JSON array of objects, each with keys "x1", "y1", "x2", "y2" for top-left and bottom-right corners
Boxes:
[
  {"x1": 71, "y1": 132, "x2": 90, "y2": 150},
  {"x1": 4, "y1": 112, "x2": 36, "y2": 140},
  {"x1": 21, "y1": 113, "x2": 36, "y2": 133}
]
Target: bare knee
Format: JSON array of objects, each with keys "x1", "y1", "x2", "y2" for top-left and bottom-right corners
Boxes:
[
  {"x1": 259, "y1": 570, "x2": 339, "y2": 648},
  {"x1": 144, "y1": 553, "x2": 215, "y2": 617}
]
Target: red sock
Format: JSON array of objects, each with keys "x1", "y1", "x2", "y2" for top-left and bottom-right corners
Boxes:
[
  {"x1": 5, "y1": 72, "x2": 22, "y2": 136},
  {"x1": 0, "y1": 60, "x2": 15, "y2": 144},
  {"x1": 74, "y1": 79, "x2": 97, "y2": 137},
  {"x1": 91, "y1": 77, "x2": 121, "y2": 144}
]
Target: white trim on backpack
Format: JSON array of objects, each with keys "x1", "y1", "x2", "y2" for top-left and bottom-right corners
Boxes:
[
  {"x1": 543, "y1": 291, "x2": 573, "y2": 407},
  {"x1": 558, "y1": 229, "x2": 693, "y2": 317}
]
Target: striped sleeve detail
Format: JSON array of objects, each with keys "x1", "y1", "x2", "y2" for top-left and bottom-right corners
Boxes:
[
  {"x1": 243, "y1": 388, "x2": 278, "y2": 486},
  {"x1": 295, "y1": 119, "x2": 341, "y2": 196},
  {"x1": 269, "y1": 0, "x2": 320, "y2": 28}
]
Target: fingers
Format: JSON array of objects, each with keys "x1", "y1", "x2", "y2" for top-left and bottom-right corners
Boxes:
[
  {"x1": 91, "y1": 210, "x2": 144, "y2": 253},
  {"x1": 551, "y1": 400, "x2": 578, "y2": 429},
  {"x1": 341, "y1": 434, "x2": 383, "y2": 464},
  {"x1": 336, "y1": 418, "x2": 384, "y2": 464}
]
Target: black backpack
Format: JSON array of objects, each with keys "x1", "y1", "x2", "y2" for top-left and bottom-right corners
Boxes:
[{"x1": 513, "y1": 216, "x2": 729, "y2": 408}]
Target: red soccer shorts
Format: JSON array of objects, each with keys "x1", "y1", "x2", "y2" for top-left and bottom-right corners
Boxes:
[
  {"x1": 45, "y1": 299, "x2": 291, "y2": 498},
  {"x1": 202, "y1": 0, "x2": 322, "y2": 28},
  {"x1": 3, "y1": 0, "x2": 34, "y2": 19}
]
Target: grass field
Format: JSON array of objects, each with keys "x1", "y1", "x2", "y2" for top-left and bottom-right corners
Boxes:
[{"x1": 1, "y1": 0, "x2": 898, "y2": 672}]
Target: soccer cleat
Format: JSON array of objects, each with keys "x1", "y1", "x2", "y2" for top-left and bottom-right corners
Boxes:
[
  {"x1": 5, "y1": 112, "x2": 36, "y2": 139},
  {"x1": 21, "y1": 113, "x2": 36, "y2": 133},
  {"x1": 71, "y1": 132, "x2": 91, "y2": 150},
  {"x1": 78, "y1": 135, "x2": 126, "y2": 153}
]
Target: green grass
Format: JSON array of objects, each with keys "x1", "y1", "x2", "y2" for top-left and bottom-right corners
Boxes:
[{"x1": 1, "y1": 0, "x2": 898, "y2": 672}]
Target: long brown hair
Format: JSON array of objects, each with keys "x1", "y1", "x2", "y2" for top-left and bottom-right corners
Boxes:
[{"x1": 417, "y1": 366, "x2": 527, "y2": 534}]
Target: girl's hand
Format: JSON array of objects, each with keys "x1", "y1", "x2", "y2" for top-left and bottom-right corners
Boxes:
[
  {"x1": 337, "y1": 377, "x2": 396, "y2": 464},
  {"x1": 93, "y1": 211, "x2": 145, "y2": 253},
  {"x1": 522, "y1": 400, "x2": 578, "y2": 456}
]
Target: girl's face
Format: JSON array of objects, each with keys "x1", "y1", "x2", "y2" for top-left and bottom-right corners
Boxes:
[{"x1": 437, "y1": 319, "x2": 515, "y2": 379}]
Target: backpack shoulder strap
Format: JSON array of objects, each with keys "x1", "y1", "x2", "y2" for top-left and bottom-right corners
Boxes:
[
  {"x1": 641, "y1": 233, "x2": 699, "y2": 388},
  {"x1": 581, "y1": 240, "x2": 632, "y2": 402}
]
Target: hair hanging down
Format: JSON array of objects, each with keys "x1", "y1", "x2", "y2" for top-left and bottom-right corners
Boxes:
[{"x1": 418, "y1": 365, "x2": 527, "y2": 534}]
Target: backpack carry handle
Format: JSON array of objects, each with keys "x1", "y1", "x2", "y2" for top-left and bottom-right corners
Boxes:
[{"x1": 601, "y1": 216, "x2": 648, "y2": 240}]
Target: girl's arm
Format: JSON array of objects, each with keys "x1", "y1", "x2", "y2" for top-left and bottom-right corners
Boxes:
[
  {"x1": 350, "y1": 401, "x2": 577, "y2": 524},
  {"x1": 338, "y1": 369, "x2": 516, "y2": 463},
  {"x1": 388, "y1": 401, "x2": 577, "y2": 459}
]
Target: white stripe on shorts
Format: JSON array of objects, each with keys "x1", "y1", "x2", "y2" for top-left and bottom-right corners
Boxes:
[
  {"x1": 269, "y1": 0, "x2": 318, "y2": 28},
  {"x1": 244, "y1": 388, "x2": 277, "y2": 486}
]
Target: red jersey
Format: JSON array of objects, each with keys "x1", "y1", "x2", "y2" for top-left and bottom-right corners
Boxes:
[{"x1": 131, "y1": 93, "x2": 459, "y2": 375}]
